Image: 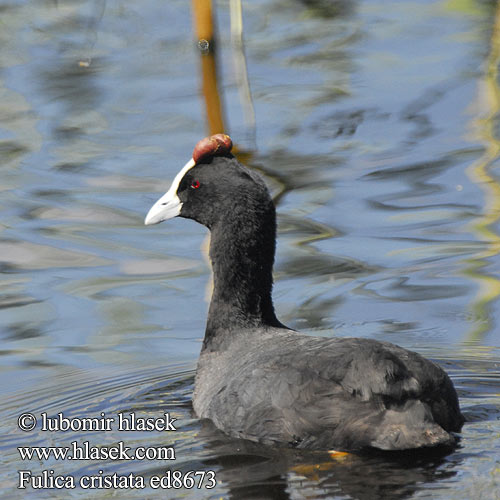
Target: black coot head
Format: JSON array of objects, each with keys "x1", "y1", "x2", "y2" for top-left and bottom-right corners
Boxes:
[{"x1": 145, "y1": 135, "x2": 273, "y2": 229}]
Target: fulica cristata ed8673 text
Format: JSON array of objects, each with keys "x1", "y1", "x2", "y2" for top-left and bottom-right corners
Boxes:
[{"x1": 145, "y1": 134, "x2": 464, "y2": 452}]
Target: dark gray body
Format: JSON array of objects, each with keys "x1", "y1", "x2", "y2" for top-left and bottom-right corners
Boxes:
[
  {"x1": 148, "y1": 151, "x2": 464, "y2": 452},
  {"x1": 193, "y1": 327, "x2": 463, "y2": 451}
]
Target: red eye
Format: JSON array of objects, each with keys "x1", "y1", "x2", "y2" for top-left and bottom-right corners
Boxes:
[{"x1": 191, "y1": 180, "x2": 200, "y2": 189}]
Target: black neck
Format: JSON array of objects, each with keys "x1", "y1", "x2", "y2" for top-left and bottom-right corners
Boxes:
[{"x1": 204, "y1": 203, "x2": 283, "y2": 348}]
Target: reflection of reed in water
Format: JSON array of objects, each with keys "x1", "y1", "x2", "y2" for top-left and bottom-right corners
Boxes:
[
  {"x1": 191, "y1": 0, "x2": 256, "y2": 147},
  {"x1": 191, "y1": 0, "x2": 226, "y2": 135},
  {"x1": 465, "y1": 4, "x2": 500, "y2": 341},
  {"x1": 229, "y1": 0, "x2": 256, "y2": 147}
]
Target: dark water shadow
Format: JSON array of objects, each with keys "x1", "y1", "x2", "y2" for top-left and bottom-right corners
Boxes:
[{"x1": 195, "y1": 419, "x2": 459, "y2": 500}]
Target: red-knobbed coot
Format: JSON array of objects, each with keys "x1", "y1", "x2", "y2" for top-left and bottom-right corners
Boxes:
[{"x1": 145, "y1": 134, "x2": 464, "y2": 451}]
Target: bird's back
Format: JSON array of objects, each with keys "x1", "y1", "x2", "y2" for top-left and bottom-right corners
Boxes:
[{"x1": 193, "y1": 328, "x2": 463, "y2": 451}]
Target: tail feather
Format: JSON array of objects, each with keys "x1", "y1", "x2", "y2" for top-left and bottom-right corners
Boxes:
[{"x1": 369, "y1": 399, "x2": 456, "y2": 450}]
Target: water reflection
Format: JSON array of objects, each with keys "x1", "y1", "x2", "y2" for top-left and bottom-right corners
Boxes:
[
  {"x1": 465, "y1": 2, "x2": 500, "y2": 342},
  {"x1": 298, "y1": 0, "x2": 355, "y2": 19}
]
